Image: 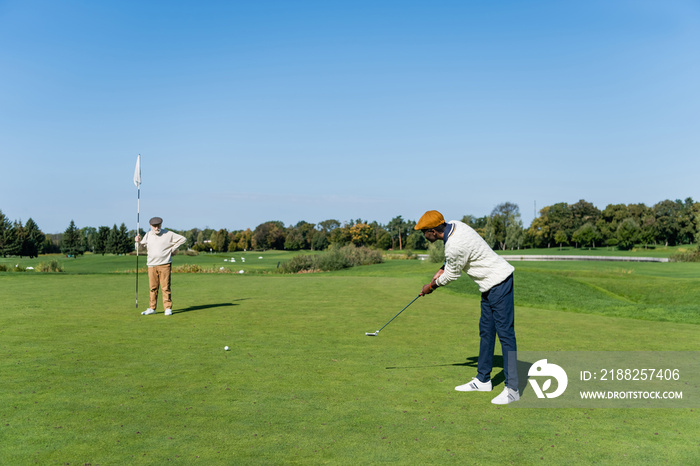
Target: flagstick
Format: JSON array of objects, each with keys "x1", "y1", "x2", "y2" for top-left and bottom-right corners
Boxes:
[
  {"x1": 136, "y1": 184, "x2": 140, "y2": 308},
  {"x1": 134, "y1": 153, "x2": 142, "y2": 310}
]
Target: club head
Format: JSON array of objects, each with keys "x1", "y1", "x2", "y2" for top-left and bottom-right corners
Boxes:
[{"x1": 365, "y1": 332, "x2": 378, "y2": 336}]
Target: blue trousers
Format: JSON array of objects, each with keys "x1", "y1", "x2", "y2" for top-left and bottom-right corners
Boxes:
[{"x1": 477, "y1": 274, "x2": 518, "y2": 390}]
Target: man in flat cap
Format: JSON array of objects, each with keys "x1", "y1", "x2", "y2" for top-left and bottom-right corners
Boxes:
[
  {"x1": 416, "y1": 210, "x2": 519, "y2": 404},
  {"x1": 135, "y1": 217, "x2": 187, "y2": 316}
]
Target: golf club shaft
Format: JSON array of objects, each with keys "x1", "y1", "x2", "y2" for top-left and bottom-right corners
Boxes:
[{"x1": 376, "y1": 294, "x2": 421, "y2": 334}]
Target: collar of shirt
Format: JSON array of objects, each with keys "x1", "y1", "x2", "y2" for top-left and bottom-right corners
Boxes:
[
  {"x1": 439, "y1": 222, "x2": 454, "y2": 271},
  {"x1": 443, "y1": 222, "x2": 454, "y2": 244}
]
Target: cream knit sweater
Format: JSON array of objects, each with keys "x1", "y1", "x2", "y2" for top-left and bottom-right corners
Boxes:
[
  {"x1": 138, "y1": 229, "x2": 187, "y2": 267},
  {"x1": 436, "y1": 220, "x2": 514, "y2": 293}
]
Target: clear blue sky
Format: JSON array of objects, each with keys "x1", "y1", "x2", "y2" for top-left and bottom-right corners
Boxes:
[{"x1": 1, "y1": 0, "x2": 698, "y2": 233}]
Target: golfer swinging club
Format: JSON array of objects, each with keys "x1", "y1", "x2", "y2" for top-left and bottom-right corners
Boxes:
[
  {"x1": 135, "y1": 217, "x2": 186, "y2": 316},
  {"x1": 416, "y1": 210, "x2": 519, "y2": 405}
]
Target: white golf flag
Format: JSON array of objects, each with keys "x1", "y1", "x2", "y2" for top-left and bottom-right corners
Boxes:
[{"x1": 133, "y1": 154, "x2": 141, "y2": 187}]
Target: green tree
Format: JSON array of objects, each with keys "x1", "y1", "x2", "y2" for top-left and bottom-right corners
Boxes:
[
  {"x1": 308, "y1": 219, "x2": 340, "y2": 250},
  {"x1": 484, "y1": 216, "x2": 497, "y2": 248},
  {"x1": 0, "y1": 210, "x2": 20, "y2": 257},
  {"x1": 329, "y1": 223, "x2": 352, "y2": 246},
  {"x1": 94, "y1": 226, "x2": 110, "y2": 255},
  {"x1": 309, "y1": 229, "x2": 330, "y2": 251},
  {"x1": 677, "y1": 197, "x2": 696, "y2": 244},
  {"x1": 61, "y1": 220, "x2": 84, "y2": 257},
  {"x1": 639, "y1": 213, "x2": 657, "y2": 248},
  {"x1": 212, "y1": 229, "x2": 229, "y2": 252},
  {"x1": 570, "y1": 199, "x2": 601, "y2": 231},
  {"x1": 505, "y1": 216, "x2": 524, "y2": 250},
  {"x1": 653, "y1": 200, "x2": 681, "y2": 246},
  {"x1": 80, "y1": 226, "x2": 97, "y2": 254},
  {"x1": 185, "y1": 229, "x2": 199, "y2": 249},
  {"x1": 572, "y1": 222, "x2": 600, "y2": 249},
  {"x1": 252, "y1": 221, "x2": 285, "y2": 250},
  {"x1": 405, "y1": 230, "x2": 427, "y2": 250},
  {"x1": 285, "y1": 221, "x2": 315, "y2": 250},
  {"x1": 106, "y1": 224, "x2": 121, "y2": 254},
  {"x1": 597, "y1": 204, "x2": 629, "y2": 245},
  {"x1": 462, "y1": 214, "x2": 488, "y2": 237},
  {"x1": 462, "y1": 214, "x2": 487, "y2": 229},
  {"x1": 20, "y1": 218, "x2": 45, "y2": 258},
  {"x1": 693, "y1": 202, "x2": 700, "y2": 243},
  {"x1": 526, "y1": 208, "x2": 552, "y2": 248},
  {"x1": 386, "y1": 216, "x2": 410, "y2": 250},
  {"x1": 616, "y1": 218, "x2": 640, "y2": 250},
  {"x1": 238, "y1": 229, "x2": 253, "y2": 251},
  {"x1": 375, "y1": 230, "x2": 392, "y2": 249},
  {"x1": 317, "y1": 219, "x2": 341, "y2": 233},
  {"x1": 284, "y1": 228, "x2": 305, "y2": 250},
  {"x1": 543, "y1": 202, "x2": 571, "y2": 246},
  {"x1": 42, "y1": 235, "x2": 61, "y2": 254},
  {"x1": 117, "y1": 223, "x2": 132, "y2": 254},
  {"x1": 553, "y1": 230, "x2": 567, "y2": 250},
  {"x1": 486, "y1": 202, "x2": 522, "y2": 250}
]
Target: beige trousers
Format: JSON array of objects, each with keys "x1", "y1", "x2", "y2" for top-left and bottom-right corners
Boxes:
[{"x1": 148, "y1": 264, "x2": 172, "y2": 310}]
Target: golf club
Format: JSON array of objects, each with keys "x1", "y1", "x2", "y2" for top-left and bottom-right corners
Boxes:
[{"x1": 365, "y1": 294, "x2": 421, "y2": 336}]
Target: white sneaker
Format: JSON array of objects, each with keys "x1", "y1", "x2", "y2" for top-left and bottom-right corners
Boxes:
[
  {"x1": 141, "y1": 308, "x2": 156, "y2": 315},
  {"x1": 164, "y1": 309, "x2": 172, "y2": 316},
  {"x1": 455, "y1": 377, "x2": 493, "y2": 392},
  {"x1": 491, "y1": 387, "x2": 520, "y2": 405}
]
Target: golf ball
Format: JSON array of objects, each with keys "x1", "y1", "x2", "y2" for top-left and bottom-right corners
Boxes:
[{"x1": 224, "y1": 346, "x2": 229, "y2": 351}]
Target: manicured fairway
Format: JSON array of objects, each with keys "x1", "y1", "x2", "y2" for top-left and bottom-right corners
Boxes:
[{"x1": 1, "y1": 256, "x2": 699, "y2": 464}]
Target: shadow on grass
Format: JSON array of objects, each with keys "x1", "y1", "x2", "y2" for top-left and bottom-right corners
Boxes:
[
  {"x1": 175, "y1": 298, "x2": 250, "y2": 314},
  {"x1": 387, "y1": 355, "x2": 534, "y2": 394}
]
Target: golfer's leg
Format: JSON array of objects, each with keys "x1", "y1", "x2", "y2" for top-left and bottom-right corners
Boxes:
[
  {"x1": 492, "y1": 275, "x2": 518, "y2": 390},
  {"x1": 148, "y1": 266, "x2": 159, "y2": 310},
  {"x1": 477, "y1": 296, "x2": 496, "y2": 383},
  {"x1": 160, "y1": 264, "x2": 173, "y2": 310}
]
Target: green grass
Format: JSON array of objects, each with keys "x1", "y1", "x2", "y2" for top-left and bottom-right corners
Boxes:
[
  {"x1": 1, "y1": 254, "x2": 699, "y2": 464},
  {"x1": 0, "y1": 251, "x2": 297, "y2": 274},
  {"x1": 494, "y1": 244, "x2": 697, "y2": 258},
  {"x1": 445, "y1": 261, "x2": 700, "y2": 325}
]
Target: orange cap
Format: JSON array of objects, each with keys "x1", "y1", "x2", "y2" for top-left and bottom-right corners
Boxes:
[{"x1": 414, "y1": 210, "x2": 445, "y2": 230}]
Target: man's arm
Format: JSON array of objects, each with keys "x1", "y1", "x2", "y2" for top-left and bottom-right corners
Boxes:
[
  {"x1": 169, "y1": 232, "x2": 187, "y2": 254},
  {"x1": 420, "y1": 269, "x2": 444, "y2": 296},
  {"x1": 135, "y1": 231, "x2": 148, "y2": 246}
]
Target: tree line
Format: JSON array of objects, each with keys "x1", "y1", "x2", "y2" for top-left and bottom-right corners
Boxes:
[
  {"x1": 0, "y1": 212, "x2": 134, "y2": 258},
  {"x1": 1, "y1": 197, "x2": 698, "y2": 257},
  {"x1": 526, "y1": 198, "x2": 699, "y2": 249}
]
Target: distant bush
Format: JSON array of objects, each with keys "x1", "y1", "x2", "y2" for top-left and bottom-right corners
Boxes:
[
  {"x1": 172, "y1": 264, "x2": 234, "y2": 273},
  {"x1": 278, "y1": 245, "x2": 383, "y2": 273},
  {"x1": 0, "y1": 264, "x2": 7, "y2": 272},
  {"x1": 337, "y1": 244, "x2": 383, "y2": 266},
  {"x1": 173, "y1": 264, "x2": 204, "y2": 273},
  {"x1": 384, "y1": 251, "x2": 417, "y2": 260},
  {"x1": 37, "y1": 259, "x2": 64, "y2": 272},
  {"x1": 428, "y1": 241, "x2": 445, "y2": 263},
  {"x1": 280, "y1": 254, "x2": 321, "y2": 273},
  {"x1": 670, "y1": 246, "x2": 700, "y2": 263},
  {"x1": 316, "y1": 248, "x2": 353, "y2": 271}
]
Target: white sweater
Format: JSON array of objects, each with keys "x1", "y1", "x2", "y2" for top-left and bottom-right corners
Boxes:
[
  {"x1": 436, "y1": 221, "x2": 514, "y2": 293},
  {"x1": 138, "y1": 229, "x2": 187, "y2": 267}
]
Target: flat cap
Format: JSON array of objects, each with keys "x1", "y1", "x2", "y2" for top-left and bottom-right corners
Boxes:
[
  {"x1": 414, "y1": 210, "x2": 445, "y2": 230},
  {"x1": 149, "y1": 217, "x2": 163, "y2": 226}
]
